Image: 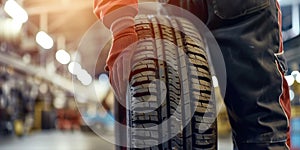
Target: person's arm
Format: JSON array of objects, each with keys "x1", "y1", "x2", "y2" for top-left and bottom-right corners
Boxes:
[
  {"x1": 93, "y1": 0, "x2": 139, "y2": 100},
  {"x1": 93, "y1": 0, "x2": 138, "y2": 28}
]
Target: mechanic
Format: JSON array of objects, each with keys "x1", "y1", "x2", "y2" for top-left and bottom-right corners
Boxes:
[{"x1": 93, "y1": 0, "x2": 291, "y2": 149}]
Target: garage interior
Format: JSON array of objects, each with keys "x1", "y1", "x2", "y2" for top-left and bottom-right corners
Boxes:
[{"x1": 0, "y1": 0, "x2": 300, "y2": 149}]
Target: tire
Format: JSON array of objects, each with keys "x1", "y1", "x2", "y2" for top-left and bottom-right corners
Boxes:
[{"x1": 126, "y1": 15, "x2": 217, "y2": 149}]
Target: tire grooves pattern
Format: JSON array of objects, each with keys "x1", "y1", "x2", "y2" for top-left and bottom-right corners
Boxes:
[
  {"x1": 127, "y1": 15, "x2": 216, "y2": 149},
  {"x1": 175, "y1": 17, "x2": 217, "y2": 150}
]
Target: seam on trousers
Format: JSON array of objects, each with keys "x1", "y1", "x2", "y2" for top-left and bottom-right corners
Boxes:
[
  {"x1": 275, "y1": 60, "x2": 290, "y2": 149},
  {"x1": 276, "y1": 0, "x2": 283, "y2": 54},
  {"x1": 275, "y1": 1, "x2": 290, "y2": 149}
]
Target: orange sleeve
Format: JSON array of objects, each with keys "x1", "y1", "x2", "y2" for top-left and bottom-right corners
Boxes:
[{"x1": 93, "y1": 0, "x2": 138, "y2": 28}]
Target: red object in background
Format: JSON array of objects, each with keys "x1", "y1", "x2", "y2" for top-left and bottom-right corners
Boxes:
[{"x1": 56, "y1": 109, "x2": 81, "y2": 130}]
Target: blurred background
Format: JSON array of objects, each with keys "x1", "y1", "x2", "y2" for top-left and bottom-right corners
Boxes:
[{"x1": 0, "y1": 0, "x2": 299, "y2": 150}]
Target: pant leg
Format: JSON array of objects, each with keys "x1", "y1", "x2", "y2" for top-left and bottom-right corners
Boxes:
[{"x1": 203, "y1": 0, "x2": 291, "y2": 149}]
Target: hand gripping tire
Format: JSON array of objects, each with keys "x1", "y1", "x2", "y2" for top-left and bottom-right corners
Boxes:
[{"x1": 117, "y1": 15, "x2": 217, "y2": 150}]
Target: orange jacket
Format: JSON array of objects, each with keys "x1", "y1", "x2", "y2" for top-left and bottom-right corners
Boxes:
[{"x1": 93, "y1": 0, "x2": 138, "y2": 28}]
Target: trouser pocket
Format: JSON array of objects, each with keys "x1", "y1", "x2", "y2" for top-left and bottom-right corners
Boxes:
[{"x1": 212, "y1": 0, "x2": 270, "y2": 19}]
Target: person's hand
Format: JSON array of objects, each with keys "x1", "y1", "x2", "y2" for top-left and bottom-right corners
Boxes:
[{"x1": 106, "y1": 18, "x2": 138, "y2": 105}]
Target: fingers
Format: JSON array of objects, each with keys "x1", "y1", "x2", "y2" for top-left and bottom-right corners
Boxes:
[
  {"x1": 117, "y1": 57, "x2": 125, "y2": 98},
  {"x1": 123, "y1": 55, "x2": 130, "y2": 82},
  {"x1": 111, "y1": 57, "x2": 127, "y2": 107},
  {"x1": 109, "y1": 40, "x2": 137, "y2": 108},
  {"x1": 112, "y1": 62, "x2": 121, "y2": 100},
  {"x1": 122, "y1": 43, "x2": 136, "y2": 81}
]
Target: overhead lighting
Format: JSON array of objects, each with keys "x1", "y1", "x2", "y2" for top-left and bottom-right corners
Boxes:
[
  {"x1": 98, "y1": 73, "x2": 110, "y2": 86},
  {"x1": 290, "y1": 70, "x2": 300, "y2": 83},
  {"x1": 0, "y1": 18, "x2": 22, "y2": 43},
  {"x1": 291, "y1": 70, "x2": 300, "y2": 77},
  {"x1": 289, "y1": 90, "x2": 295, "y2": 101},
  {"x1": 36, "y1": 31, "x2": 54, "y2": 50},
  {"x1": 56, "y1": 49, "x2": 71, "y2": 64},
  {"x1": 68, "y1": 61, "x2": 82, "y2": 75},
  {"x1": 296, "y1": 73, "x2": 300, "y2": 83},
  {"x1": 77, "y1": 69, "x2": 93, "y2": 86},
  {"x1": 4, "y1": 0, "x2": 28, "y2": 24},
  {"x1": 94, "y1": 74, "x2": 111, "y2": 100},
  {"x1": 285, "y1": 75, "x2": 295, "y2": 86}
]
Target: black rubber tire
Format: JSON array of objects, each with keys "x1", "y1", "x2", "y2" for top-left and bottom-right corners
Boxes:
[{"x1": 127, "y1": 15, "x2": 217, "y2": 149}]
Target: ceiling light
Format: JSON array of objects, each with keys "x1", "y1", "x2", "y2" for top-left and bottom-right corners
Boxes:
[
  {"x1": 291, "y1": 70, "x2": 300, "y2": 77},
  {"x1": 68, "y1": 61, "x2": 82, "y2": 75},
  {"x1": 296, "y1": 73, "x2": 300, "y2": 83},
  {"x1": 77, "y1": 69, "x2": 93, "y2": 86},
  {"x1": 289, "y1": 90, "x2": 294, "y2": 101},
  {"x1": 0, "y1": 18, "x2": 22, "y2": 43},
  {"x1": 56, "y1": 49, "x2": 71, "y2": 64},
  {"x1": 4, "y1": 0, "x2": 28, "y2": 24},
  {"x1": 285, "y1": 75, "x2": 295, "y2": 86},
  {"x1": 36, "y1": 31, "x2": 54, "y2": 50}
]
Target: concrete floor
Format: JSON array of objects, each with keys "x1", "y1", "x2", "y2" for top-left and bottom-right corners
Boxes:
[
  {"x1": 0, "y1": 131, "x2": 233, "y2": 150},
  {"x1": 0, "y1": 131, "x2": 114, "y2": 150}
]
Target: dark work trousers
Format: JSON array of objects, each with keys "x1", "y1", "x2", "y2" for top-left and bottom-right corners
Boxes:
[{"x1": 167, "y1": 0, "x2": 292, "y2": 149}]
